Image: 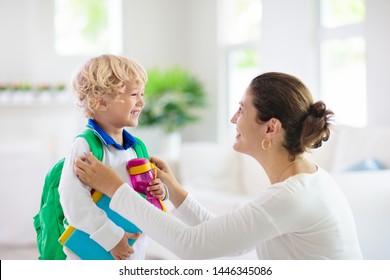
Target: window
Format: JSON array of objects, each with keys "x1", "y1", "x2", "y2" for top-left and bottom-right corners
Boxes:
[
  {"x1": 319, "y1": 0, "x2": 366, "y2": 126},
  {"x1": 55, "y1": 0, "x2": 122, "y2": 55},
  {"x1": 321, "y1": 0, "x2": 365, "y2": 27},
  {"x1": 220, "y1": 0, "x2": 262, "y2": 119}
]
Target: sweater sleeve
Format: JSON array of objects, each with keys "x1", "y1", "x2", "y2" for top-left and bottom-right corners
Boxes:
[
  {"x1": 110, "y1": 184, "x2": 281, "y2": 259},
  {"x1": 172, "y1": 193, "x2": 216, "y2": 226},
  {"x1": 59, "y1": 138, "x2": 123, "y2": 251}
]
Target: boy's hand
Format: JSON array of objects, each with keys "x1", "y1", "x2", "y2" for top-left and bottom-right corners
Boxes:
[
  {"x1": 147, "y1": 178, "x2": 167, "y2": 200},
  {"x1": 110, "y1": 232, "x2": 140, "y2": 260}
]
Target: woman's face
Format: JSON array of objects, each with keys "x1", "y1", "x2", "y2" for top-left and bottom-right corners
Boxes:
[{"x1": 230, "y1": 87, "x2": 265, "y2": 155}]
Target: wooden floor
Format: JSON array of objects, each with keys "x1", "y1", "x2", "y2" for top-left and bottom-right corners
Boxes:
[{"x1": 0, "y1": 244, "x2": 39, "y2": 260}]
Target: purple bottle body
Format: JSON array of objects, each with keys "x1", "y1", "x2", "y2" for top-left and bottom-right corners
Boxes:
[{"x1": 127, "y1": 158, "x2": 162, "y2": 210}]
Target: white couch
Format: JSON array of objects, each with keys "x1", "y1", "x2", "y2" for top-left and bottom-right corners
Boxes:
[{"x1": 146, "y1": 125, "x2": 390, "y2": 260}]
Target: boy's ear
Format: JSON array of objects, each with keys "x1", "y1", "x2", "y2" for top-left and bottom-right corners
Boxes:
[{"x1": 97, "y1": 99, "x2": 108, "y2": 111}]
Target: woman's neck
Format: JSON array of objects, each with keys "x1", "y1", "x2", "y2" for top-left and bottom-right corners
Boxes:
[{"x1": 256, "y1": 153, "x2": 311, "y2": 184}]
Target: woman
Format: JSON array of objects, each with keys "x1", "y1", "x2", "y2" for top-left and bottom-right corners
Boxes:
[{"x1": 74, "y1": 72, "x2": 363, "y2": 260}]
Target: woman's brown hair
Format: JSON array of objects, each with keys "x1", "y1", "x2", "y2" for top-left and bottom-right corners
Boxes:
[{"x1": 249, "y1": 72, "x2": 334, "y2": 160}]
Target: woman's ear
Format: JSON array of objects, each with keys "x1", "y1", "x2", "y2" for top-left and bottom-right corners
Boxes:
[{"x1": 265, "y1": 118, "x2": 282, "y2": 136}]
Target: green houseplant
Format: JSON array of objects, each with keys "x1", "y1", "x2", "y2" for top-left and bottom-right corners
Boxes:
[{"x1": 139, "y1": 66, "x2": 207, "y2": 133}]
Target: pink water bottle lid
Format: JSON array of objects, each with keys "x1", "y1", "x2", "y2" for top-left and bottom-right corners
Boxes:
[{"x1": 126, "y1": 158, "x2": 149, "y2": 168}]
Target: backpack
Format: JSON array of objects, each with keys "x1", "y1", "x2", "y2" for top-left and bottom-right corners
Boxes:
[{"x1": 33, "y1": 128, "x2": 149, "y2": 260}]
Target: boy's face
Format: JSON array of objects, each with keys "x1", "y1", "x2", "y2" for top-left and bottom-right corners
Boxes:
[{"x1": 100, "y1": 82, "x2": 145, "y2": 129}]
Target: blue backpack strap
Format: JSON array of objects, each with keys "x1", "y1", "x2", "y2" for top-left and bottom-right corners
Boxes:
[{"x1": 133, "y1": 137, "x2": 149, "y2": 159}]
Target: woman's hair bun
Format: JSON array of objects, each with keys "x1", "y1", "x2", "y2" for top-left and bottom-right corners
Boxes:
[
  {"x1": 309, "y1": 101, "x2": 327, "y2": 118},
  {"x1": 303, "y1": 101, "x2": 333, "y2": 150}
]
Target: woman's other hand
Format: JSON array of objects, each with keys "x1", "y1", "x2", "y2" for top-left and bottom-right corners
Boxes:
[
  {"x1": 150, "y1": 156, "x2": 188, "y2": 207},
  {"x1": 150, "y1": 156, "x2": 176, "y2": 185}
]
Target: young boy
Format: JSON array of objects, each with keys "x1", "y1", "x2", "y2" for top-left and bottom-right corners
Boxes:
[{"x1": 59, "y1": 54, "x2": 167, "y2": 260}]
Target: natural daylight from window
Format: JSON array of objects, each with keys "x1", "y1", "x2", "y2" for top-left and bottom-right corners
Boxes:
[{"x1": 54, "y1": 0, "x2": 122, "y2": 56}]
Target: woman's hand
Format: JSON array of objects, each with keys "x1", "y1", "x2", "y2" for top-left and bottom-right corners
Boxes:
[
  {"x1": 150, "y1": 156, "x2": 188, "y2": 207},
  {"x1": 74, "y1": 152, "x2": 124, "y2": 197},
  {"x1": 150, "y1": 156, "x2": 177, "y2": 186}
]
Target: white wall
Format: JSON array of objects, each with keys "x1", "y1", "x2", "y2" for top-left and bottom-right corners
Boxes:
[
  {"x1": 122, "y1": 0, "x2": 187, "y2": 68},
  {"x1": 261, "y1": 0, "x2": 390, "y2": 126},
  {"x1": 0, "y1": 0, "x2": 84, "y2": 84},
  {"x1": 1, "y1": 0, "x2": 390, "y2": 139},
  {"x1": 366, "y1": 0, "x2": 390, "y2": 125},
  {"x1": 121, "y1": 0, "x2": 220, "y2": 142},
  {"x1": 0, "y1": 0, "x2": 219, "y2": 142},
  {"x1": 261, "y1": 0, "x2": 318, "y2": 95}
]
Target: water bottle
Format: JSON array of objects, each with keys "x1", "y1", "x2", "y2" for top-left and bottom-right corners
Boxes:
[{"x1": 127, "y1": 158, "x2": 163, "y2": 210}]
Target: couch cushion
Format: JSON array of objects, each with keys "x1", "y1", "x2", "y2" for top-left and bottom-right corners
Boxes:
[
  {"x1": 332, "y1": 170, "x2": 390, "y2": 259},
  {"x1": 331, "y1": 126, "x2": 390, "y2": 172},
  {"x1": 343, "y1": 158, "x2": 386, "y2": 172}
]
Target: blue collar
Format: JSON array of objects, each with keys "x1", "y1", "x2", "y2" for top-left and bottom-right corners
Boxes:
[{"x1": 87, "y1": 119, "x2": 138, "y2": 150}]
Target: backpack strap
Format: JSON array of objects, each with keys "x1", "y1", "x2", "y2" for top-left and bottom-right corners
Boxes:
[
  {"x1": 78, "y1": 129, "x2": 145, "y2": 161},
  {"x1": 133, "y1": 137, "x2": 149, "y2": 159},
  {"x1": 76, "y1": 128, "x2": 104, "y2": 161}
]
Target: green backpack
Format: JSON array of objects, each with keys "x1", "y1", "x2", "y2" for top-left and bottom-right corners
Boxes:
[{"x1": 33, "y1": 128, "x2": 149, "y2": 260}]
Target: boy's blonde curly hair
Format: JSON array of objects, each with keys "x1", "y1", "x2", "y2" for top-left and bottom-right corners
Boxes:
[{"x1": 72, "y1": 54, "x2": 147, "y2": 118}]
